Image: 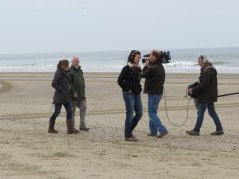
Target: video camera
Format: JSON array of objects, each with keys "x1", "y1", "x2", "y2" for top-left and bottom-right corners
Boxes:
[
  {"x1": 142, "y1": 51, "x2": 171, "y2": 64},
  {"x1": 187, "y1": 82, "x2": 199, "y2": 98}
]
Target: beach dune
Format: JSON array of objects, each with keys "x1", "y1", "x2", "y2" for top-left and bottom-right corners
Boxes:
[{"x1": 0, "y1": 72, "x2": 239, "y2": 179}]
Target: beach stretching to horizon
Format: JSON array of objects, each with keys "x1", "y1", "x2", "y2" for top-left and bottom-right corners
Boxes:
[{"x1": 0, "y1": 71, "x2": 238, "y2": 178}]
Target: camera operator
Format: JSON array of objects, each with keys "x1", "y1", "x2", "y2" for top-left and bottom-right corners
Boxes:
[
  {"x1": 186, "y1": 55, "x2": 224, "y2": 136},
  {"x1": 140, "y1": 50, "x2": 168, "y2": 138}
]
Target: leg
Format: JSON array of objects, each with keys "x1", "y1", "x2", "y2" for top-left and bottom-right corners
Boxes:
[
  {"x1": 71, "y1": 100, "x2": 78, "y2": 128},
  {"x1": 193, "y1": 102, "x2": 207, "y2": 132},
  {"x1": 148, "y1": 95, "x2": 157, "y2": 135},
  {"x1": 148, "y1": 95, "x2": 167, "y2": 134},
  {"x1": 79, "y1": 100, "x2": 87, "y2": 128},
  {"x1": 49, "y1": 103, "x2": 62, "y2": 121},
  {"x1": 130, "y1": 94, "x2": 143, "y2": 133},
  {"x1": 63, "y1": 103, "x2": 72, "y2": 120},
  {"x1": 208, "y1": 102, "x2": 223, "y2": 131},
  {"x1": 64, "y1": 103, "x2": 79, "y2": 134},
  {"x1": 48, "y1": 103, "x2": 62, "y2": 133},
  {"x1": 123, "y1": 91, "x2": 134, "y2": 138}
]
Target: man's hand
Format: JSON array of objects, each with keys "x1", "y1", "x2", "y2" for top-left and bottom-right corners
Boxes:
[
  {"x1": 73, "y1": 92, "x2": 78, "y2": 98},
  {"x1": 144, "y1": 59, "x2": 150, "y2": 67},
  {"x1": 187, "y1": 88, "x2": 193, "y2": 95}
]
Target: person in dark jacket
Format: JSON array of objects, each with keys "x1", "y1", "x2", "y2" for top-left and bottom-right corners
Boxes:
[
  {"x1": 117, "y1": 50, "x2": 143, "y2": 141},
  {"x1": 69, "y1": 56, "x2": 89, "y2": 131},
  {"x1": 140, "y1": 50, "x2": 168, "y2": 138},
  {"x1": 187, "y1": 55, "x2": 224, "y2": 136},
  {"x1": 48, "y1": 59, "x2": 79, "y2": 134}
]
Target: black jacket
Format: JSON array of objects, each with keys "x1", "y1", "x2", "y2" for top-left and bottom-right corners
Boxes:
[
  {"x1": 52, "y1": 68, "x2": 71, "y2": 104},
  {"x1": 117, "y1": 64, "x2": 142, "y2": 95},
  {"x1": 140, "y1": 61, "x2": 165, "y2": 95},
  {"x1": 192, "y1": 66, "x2": 218, "y2": 103}
]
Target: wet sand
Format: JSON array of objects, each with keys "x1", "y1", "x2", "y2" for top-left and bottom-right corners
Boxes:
[{"x1": 0, "y1": 72, "x2": 239, "y2": 179}]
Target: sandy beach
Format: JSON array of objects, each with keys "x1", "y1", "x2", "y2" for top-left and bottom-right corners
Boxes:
[{"x1": 0, "y1": 72, "x2": 239, "y2": 179}]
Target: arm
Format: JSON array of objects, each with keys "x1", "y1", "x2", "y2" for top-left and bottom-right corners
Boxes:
[
  {"x1": 68, "y1": 71, "x2": 76, "y2": 94},
  {"x1": 117, "y1": 66, "x2": 130, "y2": 91},
  {"x1": 51, "y1": 71, "x2": 64, "y2": 93},
  {"x1": 193, "y1": 71, "x2": 212, "y2": 94},
  {"x1": 140, "y1": 66, "x2": 154, "y2": 78}
]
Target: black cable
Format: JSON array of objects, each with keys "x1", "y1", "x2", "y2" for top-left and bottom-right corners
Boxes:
[
  {"x1": 163, "y1": 88, "x2": 191, "y2": 127},
  {"x1": 218, "y1": 92, "x2": 239, "y2": 98}
]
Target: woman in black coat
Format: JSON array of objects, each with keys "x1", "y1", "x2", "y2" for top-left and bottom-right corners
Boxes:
[
  {"x1": 117, "y1": 50, "x2": 143, "y2": 141},
  {"x1": 48, "y1": 59, "x2": 79, "y2": 134}
]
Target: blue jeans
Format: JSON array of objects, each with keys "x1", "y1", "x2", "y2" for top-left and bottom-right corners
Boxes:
[
  {"x1": 123, "y1": 91, "x2": 143, "y2": 138},
  {"x1": 50, "y1": 103, "x2": 72, "y2": 121},
  {"x1": 148, "y1": 95, "x2": 167, "y2": 135},
  {"x1": 194, "y1": 102, "x2": 223, "y2": 132}
]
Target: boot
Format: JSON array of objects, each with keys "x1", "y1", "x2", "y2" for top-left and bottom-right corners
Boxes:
[
  {"x1": 48, "y1": 119, "x2": 58, "y2": 133},
  {"x1": 66, "y1": 119, "x2": 79, "y2": 134}
]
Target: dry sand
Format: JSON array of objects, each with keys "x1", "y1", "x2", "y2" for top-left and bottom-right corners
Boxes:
[{"x1": 0, "y1": 72, "x2": 238, "y2": 179}]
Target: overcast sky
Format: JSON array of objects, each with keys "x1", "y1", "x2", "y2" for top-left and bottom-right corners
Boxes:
[{"x1": 0, "y1": 0, "x2": 239, "y2": 53}]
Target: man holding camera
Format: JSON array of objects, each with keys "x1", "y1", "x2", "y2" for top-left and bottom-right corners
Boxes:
[
  {"x1": 140, "y1": 50, "x2": 168, "y2": 138},
  {"x1": 186, "y1": 55, "x2": 224, "y2": 136}
]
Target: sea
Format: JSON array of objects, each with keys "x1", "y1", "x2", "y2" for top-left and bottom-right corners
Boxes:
[{"x1": 0, "y1": 47, "x2": 239, "y2": 73}]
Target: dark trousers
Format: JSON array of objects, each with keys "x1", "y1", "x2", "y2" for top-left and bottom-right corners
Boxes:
[
  {"x1": 50, "y1": 103, "x2": 72, "y2": 121},
  {"x1": 194, "y1": 102, "x2": 223, "y2": 132},
  {"x1": 123, "y1": 91, "x2": 143, "y2": 138}
]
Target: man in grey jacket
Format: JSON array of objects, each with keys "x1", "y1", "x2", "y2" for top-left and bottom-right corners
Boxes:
[{"x1": 69, "y1": 56, "x2": 89, "y2": 131}]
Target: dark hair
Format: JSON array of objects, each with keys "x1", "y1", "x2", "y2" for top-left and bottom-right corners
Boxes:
[
  {"x1": 151, "y1": 50, "x2": 161, "y2": 60},
  {"x1": 127, "y1": 50, "x2": 141, "y2": 64},
  {"x1": 57, "y1": 59, "x2": 69, "y2": 70}
]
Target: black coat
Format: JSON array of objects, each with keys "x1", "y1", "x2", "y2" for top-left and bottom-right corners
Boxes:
[
  {"x1": 117, "y1": 64, "x2": 142, "y2": 95},
  {"x1": 52, "y1": 68, "x2": 71, "y2": 104},
  {"x1": 140, "y1": 61, "x2": 165, "y2": 95},
  {"x1": 192, "y1": 66, "x2": 218, "y2": 103}
]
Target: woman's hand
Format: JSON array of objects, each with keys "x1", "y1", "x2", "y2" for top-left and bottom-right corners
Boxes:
[{"x1": 73, "y1": 92, "x2": 78, "y2": 98}]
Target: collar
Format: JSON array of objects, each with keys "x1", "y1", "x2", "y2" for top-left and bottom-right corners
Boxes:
[{"x1": 128, "y1": 62, "x2": 140, "y2": 68}]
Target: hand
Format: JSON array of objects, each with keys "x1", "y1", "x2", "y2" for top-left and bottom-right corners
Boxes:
[
  {"x1": 73, "y1": 92, "x2": 78, "y2": 98},
  {"x1": 144, "y1": 60, "x2": 150, "y2": 66},
  {"x1": 187, "y1": 88, "x2": 193, "y2": 95}
]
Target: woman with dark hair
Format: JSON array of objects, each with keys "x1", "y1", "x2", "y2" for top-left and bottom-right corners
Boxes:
[
  {"x1": 117, "y1": 50, "x2": 143, "y2": 141},
  {"x1": 48, "y1": 59, "x2": 79, "y2": 134}
]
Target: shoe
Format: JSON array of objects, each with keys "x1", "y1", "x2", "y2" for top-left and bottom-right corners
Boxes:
[
  {"x1": 156, "y1": 131, "x2": 168, "y2": 138},
  {"x1": 125, "y1": 134, "x2": 138, "y2": 141},
  {"x1": 186, "y1": 130, "x2": 199, "y2": 136},
  {"x1": 125, "y1": 137, "x2": 138, "y2": 142},
  {"x1": 66, "y1": 119, "x2": 79, "y2": 134},
  {"x1": 148, "y1": 133, "x2": 157, "y2": 137},
  {"x1": 211, "y1": 131, "x2": 224, "y2": 135},
  {"x1": 80, "y1": 126, "x2": 90, "y2": 131},
  {"x1": 48, "y1": 119, "x2": 58, "y2": 134}
]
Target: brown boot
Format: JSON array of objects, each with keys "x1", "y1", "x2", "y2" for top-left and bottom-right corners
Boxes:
[
  {"x1": 66, "y1": 119, "x2": 79, "y2": 134},
  {"x1": 48, "y1": 119, "x2": 58, "y2": 133}
]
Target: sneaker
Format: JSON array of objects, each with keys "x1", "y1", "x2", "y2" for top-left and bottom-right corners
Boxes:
[
  {"x1": 211, "y1": 131, "x2": 224, "y2": 135},
  {"x1": 156, "y1": 131, "x2": 169, "y2": 138},
  {"x1": 186, "y1": 130, "x2": 199, "y2": 136},
  {"x1": 80, "y1": 126, "x2": 90, "y2": 131}
]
